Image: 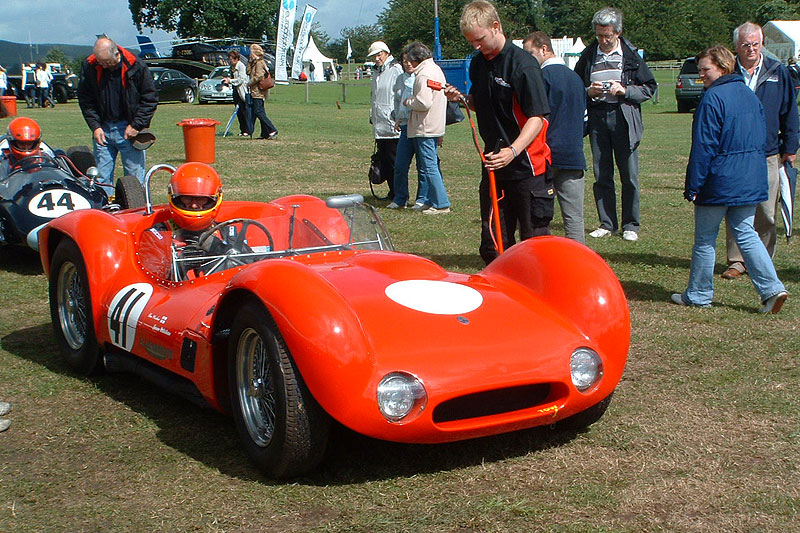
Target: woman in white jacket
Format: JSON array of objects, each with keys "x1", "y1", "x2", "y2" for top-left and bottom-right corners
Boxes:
[
  {"x1": 368, "y1": 41, "x2": 403, "y2": 200},
  {"x1": 402, "y1": 42, "x2": 450, "y2": 214},
  {"x1": 225, "y1": 50, "x2": 252, "y2": 136}
]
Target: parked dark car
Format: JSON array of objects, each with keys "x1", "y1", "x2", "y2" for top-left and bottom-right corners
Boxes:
[
  {"x1": 675, "y1": 58, "x2": 703, "y2": 113},
  {"x1": 7, "y1": 71, "x2": 78, "y2": 104},
  {"x1": 150, "y1": 67, "x2": 197, "y2": 103}
]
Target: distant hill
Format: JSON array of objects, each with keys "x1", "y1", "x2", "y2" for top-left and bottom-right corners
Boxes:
[{"x1": 0, "y1": 40, "x2": 93, "y2": 74}]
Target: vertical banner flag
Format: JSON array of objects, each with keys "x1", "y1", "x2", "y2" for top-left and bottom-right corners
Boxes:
[
  {"x1": 347, "y1": 38, "x2": 352, "y2": 60},
  {"x1": 275, "y1": 0, "x2": 297, "y2": 82},
  {"x1": 291, "y1": 4, "x2": 318, "y2": 79}
]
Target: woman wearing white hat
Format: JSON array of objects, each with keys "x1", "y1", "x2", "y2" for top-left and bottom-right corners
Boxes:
[{"x1": 368, "y1": 41, "x2": 403, "y2": 200}]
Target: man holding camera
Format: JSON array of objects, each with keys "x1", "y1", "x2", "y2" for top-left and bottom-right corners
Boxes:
[{"x1": 574, "y1": 7, "x2": 657, "y2": 242}]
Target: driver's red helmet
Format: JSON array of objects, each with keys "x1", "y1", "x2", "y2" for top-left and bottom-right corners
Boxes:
[
  {"x1": 7, "y1": 117, "x2": 42, "y2": 160},
  {"x1": 167, "y1": 162, "x2": 223, "y2": 231}
]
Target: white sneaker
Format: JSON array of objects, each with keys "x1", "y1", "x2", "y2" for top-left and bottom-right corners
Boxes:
[
  {"x1": 422, "y1": 206, "x2": 451, "y2": 215},
  {"x1": 622, "y1": 230, "x2": 639, "y2": 242},
  {"x1": 589, "y1": 227, "x2": 612, "y2": 238},
  {"x1": 386, "y1": 201, "x2": 403, "y2": 209},
  {"x1": 760, "y1": 291, "x2": 788, "y2": 314},
  {"x1": 670, "y1": 293, "x2": 686, "y2": 306}
]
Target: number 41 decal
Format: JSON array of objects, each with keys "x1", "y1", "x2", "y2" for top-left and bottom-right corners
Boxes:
[{"x1": 107, "y1": 283, "x2": 153, "y2": 351}]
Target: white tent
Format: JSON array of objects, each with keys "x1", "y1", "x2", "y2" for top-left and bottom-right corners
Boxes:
[
  {"x1": 510, "y1": 35, "x2": 585, "y2": 69},
  {"x1": 565, "y1": 37, "x2": 585, "y2": 69},
  {"x1": 301, "y1": 36, "x2": 338, "y2": 81},
  {"x1": 763, "y1": 20, "x2": 800, "y2": 62}
]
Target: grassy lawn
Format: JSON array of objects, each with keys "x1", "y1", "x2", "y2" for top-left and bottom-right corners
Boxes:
[{"x1": 0, "y1": 73, "x2": 798, "y2": 532}]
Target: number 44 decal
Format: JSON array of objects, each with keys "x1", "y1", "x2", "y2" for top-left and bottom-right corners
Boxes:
[
  {"x1": 107, "y1": 283, "x2": 153, "y2": 351},
  {"x1": 28, "y1": 189, "x2": 91, "y2": 219}
]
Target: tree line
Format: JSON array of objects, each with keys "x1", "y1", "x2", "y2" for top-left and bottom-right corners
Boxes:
[{"x1": 128, "y1": 0, "x2": 800, "y2": 62}]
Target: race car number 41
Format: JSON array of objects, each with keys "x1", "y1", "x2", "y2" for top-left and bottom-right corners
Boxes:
[{"x1": 28, "y1": 189, "x2": 92, "y2": 218}]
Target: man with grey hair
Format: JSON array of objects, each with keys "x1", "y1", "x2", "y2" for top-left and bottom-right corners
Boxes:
[
  {"x1": 574, "y1": 7, "x2": 656, "y2": 242},
  {"x1": 78, "y1": 37, "x2": 157, "y2": 196},
  {"x1": 721, "y1": 22, "x2": 798, "y2": 280}
]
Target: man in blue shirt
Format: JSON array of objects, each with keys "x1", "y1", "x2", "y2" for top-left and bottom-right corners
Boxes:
[
  {"x1": 721, "y1": 22, "x2": 799, "y2": 280},
  {"x1": 524, "y1": 31, "x2": 587, "y2": 244}
]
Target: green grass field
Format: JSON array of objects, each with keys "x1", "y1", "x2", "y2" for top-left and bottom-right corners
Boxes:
[{"x1": 0, "y1": 73, "x2": 798, "y2": 532}]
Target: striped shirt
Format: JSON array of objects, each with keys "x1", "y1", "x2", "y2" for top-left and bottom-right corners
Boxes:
[{"x1": 589, "y1": 43, "x2": 622, "y2": 103}]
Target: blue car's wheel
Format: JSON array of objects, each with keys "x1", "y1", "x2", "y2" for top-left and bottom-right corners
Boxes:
[
  {"x1": 49, "y1": 239, "x2": 101, "y2": 375},
  {"x1": 228, "y1": 301, "x2": 330, "y2": 478}
]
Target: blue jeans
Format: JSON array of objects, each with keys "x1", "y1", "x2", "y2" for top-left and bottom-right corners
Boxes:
[
  {"x1": 94, "y1": 121, "x2": 146, "y2": 197},
  {"x1": 683, "y1": 204, "x2": 785, "y2": 306},
  {"x1": 409, "y1": 136, "x2": 449, "y2": 209},
  {"x1": 392, "y1": 126, "x2": 426, "y2": 206},
  {"x1": 250, "y1": 97, "x2": 277, "y2": 138}
]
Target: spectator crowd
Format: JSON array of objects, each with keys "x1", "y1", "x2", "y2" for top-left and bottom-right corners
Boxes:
[{"x1": 0, "y1": 2, "x2": 794, "y2": 315}]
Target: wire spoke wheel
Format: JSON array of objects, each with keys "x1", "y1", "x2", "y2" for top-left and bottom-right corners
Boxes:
[
  {"x1": 235, "y1": 327, "x2": 277, "y2": 447},
  {"x1": 56, "y1": 262, "x2": 87, "y2": 350},
  {"x1": 228, "y1": 302, "x2": 330, "y2": 477},
  {"x1": 48, "y1": 239, "x2": 101, "y2": 375}
]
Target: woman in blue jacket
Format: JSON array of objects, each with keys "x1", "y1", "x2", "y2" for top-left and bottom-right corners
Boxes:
[{"x1": 672, "y1": 45, "x2": 787, "y2": 313}]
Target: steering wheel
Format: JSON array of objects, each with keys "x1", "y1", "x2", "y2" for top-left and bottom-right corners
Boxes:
[
  {"x1": 16, "y1": 154, "x2": 53, "y2": 172},
  {"x1": 195, "y1": 218, "x2": 275, "y2": 274}
]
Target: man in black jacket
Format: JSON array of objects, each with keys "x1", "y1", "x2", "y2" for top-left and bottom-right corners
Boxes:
[
  {"x1": 78, "y1": 37, "x2": 157, "y2": 196},
  {"x1": 574, "y1": 7, "x2": 656, "y2": 242}
]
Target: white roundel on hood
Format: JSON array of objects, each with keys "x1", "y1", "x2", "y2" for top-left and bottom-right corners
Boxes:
[{"x1": 385, "y1": 280, "x2": 483, "y2": 315}]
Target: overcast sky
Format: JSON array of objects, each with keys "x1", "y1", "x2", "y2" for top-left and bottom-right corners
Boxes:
[{"x1": 0, "y1": 0, "x2": 383, "y2": 49}]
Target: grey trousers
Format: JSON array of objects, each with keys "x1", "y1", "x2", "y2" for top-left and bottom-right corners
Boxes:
[
  {"x1": 553, "y1": 167, "x2": 586, "y2": 244},
  {"x1": 725, "y1": 154, "x2": 780, "y2": 273},
  {"x1": 588, "y1": 106, "x2": 641, "y2": 233}
]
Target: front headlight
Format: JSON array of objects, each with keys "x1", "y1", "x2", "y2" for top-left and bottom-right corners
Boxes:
[
  {"x1": 570, "y1": 348, "x2": 603, "y2": 391},
  {"x1": 377, "y1": 372, "x2": 427, "y2": 422}
]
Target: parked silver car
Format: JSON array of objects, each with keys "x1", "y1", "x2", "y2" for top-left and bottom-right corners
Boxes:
[
  {"x1": 675, "y1": 58, "x2": 703, "y2": 113},
  {"x1": 198, "y1": 66, "x2": 233, "y2": 104}
]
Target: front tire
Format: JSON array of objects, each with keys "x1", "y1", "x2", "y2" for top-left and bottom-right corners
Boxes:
[
  {"x1": 55, "y1": 85, "x2": 69, "y2": 103},
  {"x1": 49, "y1": 239, "x2": 101, "y2": 375},
  {"x1": 228, "y1": 302, "x2": 330, "y2": 478},
  {"x1": 556, "y1": 393, "x2": 613, "y2": 432},
  {"x1": 184, "y1": 87, "x2": 196, "y2": 104},
  {"x1": 115, "y1": 175, "x2": 146, "y2": 210}
]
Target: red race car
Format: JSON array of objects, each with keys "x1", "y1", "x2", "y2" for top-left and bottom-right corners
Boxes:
[{"x1": 40, "y1": 164, "x2": 630, "y2": 478}]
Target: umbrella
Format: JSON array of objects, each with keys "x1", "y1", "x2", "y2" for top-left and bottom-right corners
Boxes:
[
  {"x1": 221, "y1": 104, "x2": 239, "y2": 137},
  {"x1": 779, "y1": 161, "x2": 797, "y2": 243}
]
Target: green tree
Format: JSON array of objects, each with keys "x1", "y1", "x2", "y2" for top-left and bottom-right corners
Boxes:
[
  {"x1": 754, "y1": 0, "x2": 798, "y2": 25},
  {"x1": 44, "y1": 47, "x2": 69, "y2": 66},
  {"x1": 128, "y1": 0, "x2": 279, "y2": 39},
  {"x1": 326, "y1": 24, "x2": 384, "y2": 63}
]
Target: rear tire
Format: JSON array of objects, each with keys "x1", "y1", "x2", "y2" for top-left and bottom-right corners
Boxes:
[
  {"x1": 184, "y1": 87, "x2": 195, "y2": 104},
  {"x1": 115, "y1": 175, "x2": 146, "y2": 210},
  {"x1": 65, "y1": 146, "x2": 96, "y2": 175},
  {"x1": 228, "y1": 301, "x2": 330, "y2": 478},
  {"x1": 49, "y1": 239, "x2": 102, "y2": 375},
  {"x1": 677, "y1": 100, "x2": 691, "y2": 113}
]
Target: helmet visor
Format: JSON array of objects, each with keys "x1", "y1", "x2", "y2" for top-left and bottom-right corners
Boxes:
[
  {"x1": 12, "y1": 139, "x2": 39, "y2": 153},
  {"x1": 173, "y1": 194, "x2": 218, "y2": 211}
]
